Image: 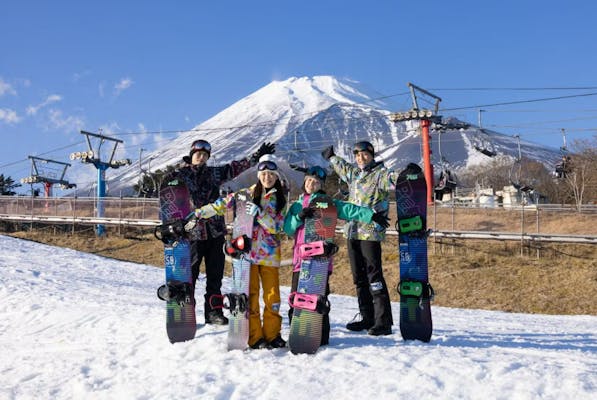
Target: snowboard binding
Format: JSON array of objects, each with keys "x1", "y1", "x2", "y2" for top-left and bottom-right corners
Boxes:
[
  {"x1": 298, "y1": 240, "x2": 339, "y2": 259},
  {"x1": 397, "y1": 280, "x2": 435, "y2": 304},
  {"x1": 288, "y1": 292, "x2": 330, "y2": 315},
  {"x1": 223, "y1": 234, "x2": 252, "y2": 258},
  {"x1": 154, "y1": 219, "x2": 186, "y2": 245},
  {"x1": 154, "y1": 213, "x2": 196, "y2": 245},
  {"x1": 209, "y1": 293, "x2": 249, "y2": 316},
  {"x1": 157, "y1": 280, "x2": 194, "y2": 307}
]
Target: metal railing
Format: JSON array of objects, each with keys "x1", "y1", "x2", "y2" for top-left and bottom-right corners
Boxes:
[
  {"x1": 0, "y1": 196, "x2": 160, "y2": 228},
  {"x1": 1, "y1": 196, "x2": 595, "y2": 245}
]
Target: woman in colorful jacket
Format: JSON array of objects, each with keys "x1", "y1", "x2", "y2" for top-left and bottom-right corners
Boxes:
[
  {"x1": 195, "y1": 155, "x2": 287, "y2": 350},
  {"x1": 283, "y1": 165, "x2": 389, "y2": 345},
  {"x1": 321, "y1": 141, "x2": 399, "y2": 336}
]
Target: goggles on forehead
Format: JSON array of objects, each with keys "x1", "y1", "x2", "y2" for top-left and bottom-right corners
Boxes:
[
  {"x1": 191, "y1": 140, "x2": 211, "y2": 153},
  {"x1": 306, "y1": 166, "x2": 327, "y2": 181},
  {"x1": 353, "y1": 141, "x2": 374, "y2": 155},
  {"x1": 258, "y1": 160, "x2": 278, "y2": 171}
]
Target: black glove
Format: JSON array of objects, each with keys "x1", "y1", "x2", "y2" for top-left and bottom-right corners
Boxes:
[
  {"x1": 182, "y1": 155, "x2": 192, "y2": 165},
  {"x1": 251, "y1": 142, "x2": 276, "y2": 164},
  {"x1": 289, "y1": 164, "x2": 307, "y2": 173},
  {"x1": 372, "y1": 212, "x2": 390, "y2": 229},
  {"x1": 298, "y1": 206, "x2": 316, "y2": 221},
  {"x1": 321, "y1": 145, "x2": 335, "y2": 160}
]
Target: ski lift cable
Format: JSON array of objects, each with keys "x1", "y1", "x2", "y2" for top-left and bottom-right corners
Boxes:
[{"x1": 4, "y1": 90, "x2": 597, "y2": 172}]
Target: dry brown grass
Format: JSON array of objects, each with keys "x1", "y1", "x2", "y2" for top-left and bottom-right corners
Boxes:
[{"x1": 5, "y1": 214, "x2": 596, "y2": 316}]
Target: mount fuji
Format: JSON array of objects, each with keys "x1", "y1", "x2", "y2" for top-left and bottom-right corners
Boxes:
[{"x1": 103, "y1": 76, "x2": 562, "y2": 196}]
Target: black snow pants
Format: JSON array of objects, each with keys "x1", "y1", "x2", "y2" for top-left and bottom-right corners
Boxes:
[
  {"x1": 347, "y1": 239, "x2": 393, "y2": 328},
  {"x1": 190, "y1": 235, "x2": 226, "y2": 315}
]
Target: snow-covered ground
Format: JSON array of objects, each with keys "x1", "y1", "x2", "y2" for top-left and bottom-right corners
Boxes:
[{"x1": 0, "y1": 234, "x2": 595, "y2": 400}]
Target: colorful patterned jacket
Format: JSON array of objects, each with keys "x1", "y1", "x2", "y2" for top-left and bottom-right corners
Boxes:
[
  {"x1": 283, "y1": 191, "x2": 377, "y2": 272},
  {"x1": 175, "y1": 158, "x2": 251, "y2": 240},
  {"x1": 329, "y1": 156, "x2": 399, "y2": 241},
  {"x1": 196, "y1": 185, "x2": 285, "y2": 267}
]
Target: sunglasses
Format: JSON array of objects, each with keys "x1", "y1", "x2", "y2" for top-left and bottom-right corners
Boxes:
[
  {"x1": 191, "y1": 140, "x2": 211, "y2": 153},
  {"x1": 353, "y1": 141, "x2": 374, "y2": 154},
  {"x1": 258, "y1": 160, "x2": 278, "y2": 171},
  {"x1": 306, "y1": 166, "x2": 327, "y2": 180}
]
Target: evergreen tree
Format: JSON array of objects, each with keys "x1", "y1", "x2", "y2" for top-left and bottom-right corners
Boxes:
[{"x1": 0, "y1": 174, "x2": 20, "y2": 195}]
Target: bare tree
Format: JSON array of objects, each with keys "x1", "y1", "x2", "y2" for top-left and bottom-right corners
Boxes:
[
  {"x1": 564, "y1": 138, "x2": 597, "y2": 211},
  {"x1": 458, "y1": 155, "x2": 513, "y2": 190}
]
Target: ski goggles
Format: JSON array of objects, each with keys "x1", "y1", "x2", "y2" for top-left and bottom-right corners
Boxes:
[
  {"x1": 306, "y1": 166, "x2": 327, "y2": 181},
  {"x1": 353, "y1": 141, "x2": 374, "y2": 155},
  {"x1": 257, "y1": 160, "x2": 278, "y2": 171},
  {"x1": 190, "y1": 140, "x2": 211, "y2": 153}
]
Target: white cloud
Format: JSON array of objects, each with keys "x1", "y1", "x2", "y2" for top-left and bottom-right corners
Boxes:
[
  {"x1": 0, "y1": 108, "x2": 21, "y2": 124},
  {"x1": 72, "y1": 70, "x2": 92, "y2": 83},
  {"x1": 0, "y1": 78, "x2": 17, "y2": 97},
  {"x1": 47, "y1": 109, "x2": 84, "y2": 132},
  {"x1": 26, "y1": 94, "x2": 63, "y2": 116},
  {"x1": 114, "y1": 77, "x2": 134, "y2": 96}
]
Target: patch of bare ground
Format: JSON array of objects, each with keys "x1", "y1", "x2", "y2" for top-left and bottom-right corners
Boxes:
[{"x1": 5, "y1": 210, "x2": 596, "y2": 316}]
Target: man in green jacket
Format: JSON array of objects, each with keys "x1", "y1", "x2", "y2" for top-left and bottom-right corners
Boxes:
[{"x1": 322, "y1": 141, "x2": 398, "y2": 336}]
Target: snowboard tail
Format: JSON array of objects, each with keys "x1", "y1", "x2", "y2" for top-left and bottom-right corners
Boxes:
[
  {"x1": 226, "y1": 256, "x2": 251, "y2": 350},
  {"x1": 288, "y1": 196, "x2": 337, "y2": 355},
  {"x1": 395, "y1": 163, "x2": 433, "y2": 342}
]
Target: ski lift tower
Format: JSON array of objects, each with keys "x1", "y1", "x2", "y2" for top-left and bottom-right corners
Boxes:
[
  {"x1": 70, "y1": 130, "x2": 131, "y2": 236},
  {"x1": 20, "y1": 156, "x2": 76, "y2": 197},
  {"x1": 389, "y1": 83, "x2": 442, "y2": 204}
]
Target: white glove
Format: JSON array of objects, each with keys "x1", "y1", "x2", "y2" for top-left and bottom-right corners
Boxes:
[
  {"x1": 246, "y1": 202, "x2": 261, "y2": 217},
  {"x1": 195, "y1": 206, "x2": 217, "y2": 219}
]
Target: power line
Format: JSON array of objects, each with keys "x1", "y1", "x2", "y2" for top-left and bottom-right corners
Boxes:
[
  {"x1": 441, "y1": 92, "x2": 597, "y2": 112},
  {"x1": 3, "y1": 89, "x2": 597, "y2": 173},
  {"x1": 430, "y1": 86, "x2": 597, "y2": 91}
]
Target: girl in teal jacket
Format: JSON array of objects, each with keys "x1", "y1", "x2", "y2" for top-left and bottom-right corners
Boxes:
[{"x1": 283, "y1": 165, "x2": 388, "y2": 345}]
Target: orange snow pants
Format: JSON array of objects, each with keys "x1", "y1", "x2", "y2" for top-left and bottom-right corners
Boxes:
[{"x1": 248, "y1": 264, "x2": 282, "y2": 346}]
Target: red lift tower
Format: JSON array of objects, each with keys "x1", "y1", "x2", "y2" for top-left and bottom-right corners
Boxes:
[{"x1": 389, "y1": 83, "x2": 442, "y2": 204}]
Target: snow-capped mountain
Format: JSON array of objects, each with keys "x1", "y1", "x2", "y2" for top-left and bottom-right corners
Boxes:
[{"x1": 104, "y1": 76, "x2": 562, "y2": 195}]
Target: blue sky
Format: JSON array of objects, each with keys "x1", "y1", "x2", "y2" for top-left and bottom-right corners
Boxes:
[{"x1": 1, "y1": 1, "x2": 597, "y2": 192}]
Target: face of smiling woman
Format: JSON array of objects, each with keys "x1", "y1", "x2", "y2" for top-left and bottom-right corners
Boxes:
[
  {"x1": 259, "y1": 171, "x2": 278, "y2": 189},
  {"x1": 303, "y1": 176, "x2": 321, "y2": 194}
]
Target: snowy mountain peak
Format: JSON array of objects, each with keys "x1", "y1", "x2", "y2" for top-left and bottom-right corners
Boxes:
[{"x1": 103, "y1": 75, "x2": 562, "y2": 196}]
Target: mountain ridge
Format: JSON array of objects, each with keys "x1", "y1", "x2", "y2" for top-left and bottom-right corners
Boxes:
[{"x1": 103, "y1": 75, "x2": 562, "y2": 196}]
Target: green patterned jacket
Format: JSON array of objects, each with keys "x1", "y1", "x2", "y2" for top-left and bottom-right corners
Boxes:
[{"x1": 329, "y1": 156, "x2": 399, "y2": 241}]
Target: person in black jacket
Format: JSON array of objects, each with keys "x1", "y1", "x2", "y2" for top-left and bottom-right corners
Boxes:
[{"x1": 175, "y1": 139, "x2": 275, "y2": 324}]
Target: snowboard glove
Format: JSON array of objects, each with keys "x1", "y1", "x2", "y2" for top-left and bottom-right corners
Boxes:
[
  {"x1": 372, "y1": 212, "x2": 390, "y2": 229},
  {"x1": 250, "y1": 142, "x2": 276, "y2": 164},
  {"x1": 195, "y1": 206, "x2": 217, "y2": 219},
  {"x1": 321, "y1": 145, "x2": 335, "y2": 160},
  {"x1": 246, "y1": 201, "x2": 262, "y2": 217},
  {"x1": 298, "y1": 206, "x2": 316, "y2": 221},
  {"x1": 289, "y1": 163, "x2": 308, "y2": 173}
]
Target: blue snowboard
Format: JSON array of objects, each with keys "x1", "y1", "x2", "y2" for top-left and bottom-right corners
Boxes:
[
  {"x1": 156, "y1": 179, "x2": 196, "y2": 343},
  {"x1": 395, "y1": 163, "x2": 433, "y2": 342}
]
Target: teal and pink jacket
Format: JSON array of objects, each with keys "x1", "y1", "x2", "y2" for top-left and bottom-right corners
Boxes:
[{"x1": 283, "y1": 191, "x2": 376, "y2": 272}]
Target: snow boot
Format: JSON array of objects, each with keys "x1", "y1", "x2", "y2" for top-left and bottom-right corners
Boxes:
[
  {"x1": 367, "y1": 292, "x2": 393, "y2": 336},
  {"x1": 346, "y1": 286, "x2": 374, "y2": 331}
]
